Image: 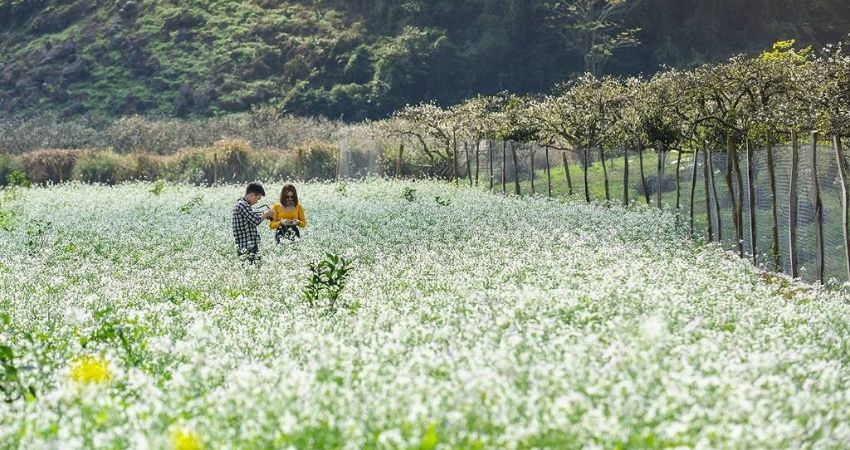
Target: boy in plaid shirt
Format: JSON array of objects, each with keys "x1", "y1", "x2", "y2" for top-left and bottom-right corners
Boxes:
[{"x1": 232, "y1": 183, "x2": 274, "y2": 262}]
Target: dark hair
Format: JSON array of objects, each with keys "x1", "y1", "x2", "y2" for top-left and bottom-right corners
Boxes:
[
  {"x1": 280, "y1": 184, "x2": 299, "y2": 206},
  {"x1": 245, "y1": 182, "x2": 266, "y2": 196}
]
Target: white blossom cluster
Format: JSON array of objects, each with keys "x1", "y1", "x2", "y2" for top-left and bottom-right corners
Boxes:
[{"x1": 1, "y1": 180, "x2": 849, "y2": 449}]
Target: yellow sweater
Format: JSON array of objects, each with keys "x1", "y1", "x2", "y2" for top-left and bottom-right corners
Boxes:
[{"x1": 269, "y1": 202, "x2": 307, "y2": 229}]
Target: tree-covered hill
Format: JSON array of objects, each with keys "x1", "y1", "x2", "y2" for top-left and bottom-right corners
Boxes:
[{"x1": 1, "y1": 0, "x2": 848, "y2": 121}]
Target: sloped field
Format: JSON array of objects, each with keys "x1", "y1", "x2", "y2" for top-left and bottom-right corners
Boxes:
[{"x1": 1, "y1": 180, "x2": 849, "y2": 449}]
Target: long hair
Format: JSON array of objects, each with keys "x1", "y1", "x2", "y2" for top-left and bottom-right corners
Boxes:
[{"x1": 279, "y1": 184, "x2": 299, "y2": 207}]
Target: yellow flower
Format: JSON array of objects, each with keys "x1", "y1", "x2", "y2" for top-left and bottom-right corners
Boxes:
[
  {"x1": 69, "y1": 356, "x2": 111, "y2": 384},
  {"x1": 171, "y1": 427, "x2": 203, "y2": 450}
]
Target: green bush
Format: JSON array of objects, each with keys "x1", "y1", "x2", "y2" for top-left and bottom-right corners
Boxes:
[
  {"x1": 0, "y1": 153, "x2": 24, "y2": 186},
  {"x1": 132, "y1": 153, "x2": 165, "y2": 181},
  {"x1": 72, "y1": 151, "x2": 136, "y2": 184},
  {"x1": 214, "y1": 139, "x2": 255, "y2": 182},
  {"x1": 165, "y1": 148, "x2": 213, "y2": 185},
  {"x1": 299, "y1": 141, "x2": 338, "y2": 180},
  {"x1": 251, "y1": 150, "x2": 298, "y2": 181}
]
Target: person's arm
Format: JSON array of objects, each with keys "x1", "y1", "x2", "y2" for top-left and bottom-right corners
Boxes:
[
  {"x1": 238, "y1": 202, "x2": 263, "y2": 227},
  {"x1": 269, "y1": 204, "x2": 281, "y2": 229},
  {"x1": 297, "y1": 203, "x2": 307, "y2": 228}
]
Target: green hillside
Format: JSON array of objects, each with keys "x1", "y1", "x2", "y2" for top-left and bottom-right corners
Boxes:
[{"x1": 1, "y1": 0, "x2": 848, "y2": 120}]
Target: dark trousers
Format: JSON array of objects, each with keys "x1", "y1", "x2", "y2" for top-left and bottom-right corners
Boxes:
[
  {"x1": 275, "y1": 225, "x2": 300, "y2": 243},
  {"x1": 237, "y1": 243, "x2": 260, "y2": 263}
]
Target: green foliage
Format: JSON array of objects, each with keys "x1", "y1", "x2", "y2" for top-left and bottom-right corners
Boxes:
[
  {"x1": 149, "y1": 180, "x2": 166, "y2": 196},
  {"x1": 72, "y1": 151, "x2": 135, "y2": 184},
  {"x1": 3, "y1": 0, "x2": 846, "y2": 120},
  {"x1": 403, "y1": 186, "x2": 417, "y2": 202},
  {"x1": 299, "y1": 142, "x2": 340, "y2": 180},
  {"x1": 335, "y1": 181, "x2": 348, "y2": 197},
  {"x1": 0, "y1": 154, "x2": 24, "y2": 186},
  {"x1": 179, "y1": 196, "x2": 203, "y2": 214},
  {"x1": 435, "y1": 196, "x2": 451, "y2": 206},
  {"x1": 302, "y1": 253, "x2": 353, "y2": 312},
  {"x1": 0, "y1": 314, "x2": 37, "y2": 403},
  {"x1": 24, "y1": 219, "x2": 51, "y2": 256},
  {"x1": 6, "y1": 171, "x2": 30, "y2": 188},
  {"x1": 80, "y1": 306, "x2": 149, "y2": 369},
  {"x1": 760, "y1": 39, "x2": 812, "y2": 64}
]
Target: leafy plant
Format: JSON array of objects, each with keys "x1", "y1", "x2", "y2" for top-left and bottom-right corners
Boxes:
[
  {"x1": 25, "y1": 220, "x2": 51, "y2": 255},
  {"x1": 179, "y1": 196, "x2": 204, "y2": 214},
  {"x1": 335, "y1": 181, "x2": 348, "y2": 197},
  {"x1": 402, "y1": 187, "x2": 416, "y2": 202},
  {"x1": 6, "y1": 171, "x2": 30, "y2": 188},
  {"x1": 302, "y1": 253, "x2": 353, "y2": 312},
  {"x1": 149, "y1": 180, "x2": 166, "y2": 196},
  {"x1": 434, "y1": 196, "x2": 451, "y2": 206},
  {"x1": 79, "y1": 307, "x2": 149, "y2": 369},
  {"x1": 0, "y1": 314, "x2": 36, "y2": 403}
]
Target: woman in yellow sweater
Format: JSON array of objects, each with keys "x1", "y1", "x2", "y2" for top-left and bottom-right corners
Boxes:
[{"x1": 269, "y1": 184, "x2": 307, "y2": 243}]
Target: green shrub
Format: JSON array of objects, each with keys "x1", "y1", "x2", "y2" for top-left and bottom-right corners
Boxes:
[
  {"x1": 132, "y1": 153, "x2": 165, "y2": 181},
  {"x1": 251, "y1": 150, "x2": 297, "y2": 181},
  {"x1": 7, "y1": 171, "x2": 30, "y2": 188},
  {"x1": 72, "y1": 150, "x2": 136, "y2": 184},
  {"x1": 165, "y1": 148, "x2": 213, "y2": 185},
  {"x1": 214, "y1": 138, "x2": 255, "y2": 182},
  {"x1": 19, "y1": 149, "x2": 80, "y2": 184},
  {"x1": 302, "y1": 253, "x2": 353, "y2": 312},
  {"x1": 0, "y1": 153, "x2": 24, "y2": 186},
  {"x1": 299, "y1": 141, "x2": 338, "y2": 180},
  {"x1": 166, "y1": 139, "x2": 257, "y2": 185}
]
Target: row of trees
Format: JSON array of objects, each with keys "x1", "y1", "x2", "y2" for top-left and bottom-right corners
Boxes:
[{"x1": 374, "y1": 39, "x2": 850, "y2": 284}]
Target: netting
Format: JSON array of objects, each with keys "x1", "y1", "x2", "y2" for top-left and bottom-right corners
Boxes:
[{"x1": 334, "y1": 135, "x2": 849, "y2": 284}]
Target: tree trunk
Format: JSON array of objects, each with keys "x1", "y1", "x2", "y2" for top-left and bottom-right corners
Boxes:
[
  {"x1": 675, "y1": 150, "x2": 683, "y2": 209},
  {"x1": 638, "y1": 141, "x2": 649, "y2": 204},
  {"x1": 530, "y1": 145, "x2": 536, "y2": 195},
  {"x1": 702, "y1": 141, "x2": 714, "y2": 241},
  {"x1": 335, "y1": 146, "x2": 341, "y2": 182},
  {"x1": 545, "y1": 146, "x2": 552, "y2": 197},
  {"x1": 725, "y1": 135, "x2": 741, "y2": 256},
  {"x1": 512, "y1": 142, "x2": 521, "y2": 195},
  {"x1": 396, "y1": 144, "x2": 404, "y2": 178},
  {"x1": 708, "y1": 145, "x2": 722, "y2": 240},
  {"x1": 465, "y1": 141, "x2": 473, "y2": 186},
  {"x1": 297, "y1": 147, "x2": 304, "y2": 180},
  {"x1": 623, "y1": 145, "x2": 630, "y2": 207},
  {"x1": 475, "y1": 140, "x2": 481, "y2": 187},
  {"x1": 731, "y1": 136, "x2": 745, "y2": 258},
  {"x1": 502, "y1": 141, "x2": 507, "y2": 194},
  {"x1": 690, "y1": 148, "x2": 699, "y2": 236},
  {"x1": 811, "y1": 131, "x2": 824, "y2": 283},
  {"x1": 562, "y1": 151, "x2": 574, "y2": 196},
  {"x1": 600, "y1": 146, "x2": 610, "y2": 202},
  {"x1": 656, "y1": 147, "x2": 664, "y2": 209},
  {"x1": 583, "y1": 148, "x2": 591, "y2": 203},
  {"x1": 745, "y1": 138, "x2": 757, "y2": 264},
  {"x1": 834, "y1": 135, "x2": 850, "y2": 281},
  {"x1": 766, "y1": 137, "x2": 780, "y2": 270},
  {"x1": 489, "y1": 140, "x2": 494, "y2": 191},
  {"x1": 788, "y1": 130, "x2": 800, "y2": 279},
  {"x1": 453, "y1": 140, "x2": 459, "y2": 186}
]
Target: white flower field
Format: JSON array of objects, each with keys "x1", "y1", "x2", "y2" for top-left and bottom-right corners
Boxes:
[{"x1": 1, "y1": 180, "x2": 850, "y2": 449}]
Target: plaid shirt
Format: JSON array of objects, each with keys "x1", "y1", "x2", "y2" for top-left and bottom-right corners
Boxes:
[{"x1": 232, "y1": 198, "x2": 263, "y2": 250}]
